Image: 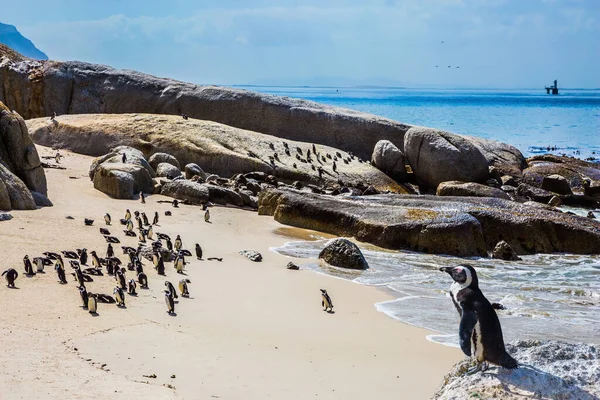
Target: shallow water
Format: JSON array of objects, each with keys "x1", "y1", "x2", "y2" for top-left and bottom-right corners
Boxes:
[{"x1": 272, "y1": 236, "x2": 600, "y2": 347}]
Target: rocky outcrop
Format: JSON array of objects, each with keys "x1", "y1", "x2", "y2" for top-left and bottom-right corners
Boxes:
[
  {"x1": 434, "y1": 340, "x2": 600, "y2": 400},
  {"x1": 27, "y1": 113, "x2": 408, "y2": 193},
  {"x1": 541, "y1": 174, "x2": 572, "y2": 195},
  {"x1": 318, "y1": 238, "x2": 369, "y2": 270},
  {"x1": 465, "y1": 135, "x2": 527, "y2": 179},
  {"x1": 89, "y1": 146, "x2": 155, "y2": 181},
  {"x1": 404, "y1": 127, "x2": 489, "y2": 189},
  {"x1": 155, "y1": 163, "x2": 182, "y2": 180},
  {"x1": 160, "y1": 180, "x2": 209, "y2": 205},
  {"x1": 492, "y1": 240, "x2": 521, "y2": 261},
  {"x1": 524, "y1": 154, "x2": 600, "y2": 194},
  {"x1": 184, "y1": 163, "x2": 206, "y2": 180},
  {"x1": 259, "y1": 188, "x2": 600, "y2": 256},
  {"x1": 0, "y1": 162, "x2": 36, "y2": 210},
  {"x1": 436, "y1": 181, "x2": 510, "y2": 200},
  {"x1": 371, "y1": 140, "x2": 408, "y2": 182},
  {"x1": 148, "y1": 152, "x2": 180, "y2": 170}
]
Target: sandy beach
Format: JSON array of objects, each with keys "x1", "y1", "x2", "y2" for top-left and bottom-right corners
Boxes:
[{"x1": 0, "y1": 146, "x2": 461, "y2": 399}]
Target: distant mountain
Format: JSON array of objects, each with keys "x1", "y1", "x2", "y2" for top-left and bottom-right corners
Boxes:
[{"x1": 0, "y1": 22, "x2": 47, "y2": 60}]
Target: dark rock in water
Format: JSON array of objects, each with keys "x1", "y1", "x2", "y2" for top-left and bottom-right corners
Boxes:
[
  {"x1": 371, "y1": 140, "x2": 408, "y2": 182},
  {"x1": 259, "y1": 188, "x2": 600, "y2": 256},
  {"x1": 404, "y1": 127, "x2": 490, "y2": 189},
  {"x1": 239, "y1": 250, "x2": 262, "y2": 262},
  {"x1": 31, "y1": 191, "x2": 53, "y2": 207},
  {"x1": 0, "y1": 212, "x2": 13, "y2": 221},
  {"x1": 491, "y1": 240, "x2": 522, "y2": 261},
  {"x1": 318, "y1": 238, "x2": 369, "y2": 270},
  {"x1": 542, "y1": 174, "x2": 572, "y2": 195},
  {"x1": 437, "y1": 181, "x2": 510, "y2": 200},
  {"x1": 286, "y1": 262, "x2": 300, "y2": 270},
  {"x1": 517, "y1": 183, "x2": 554, "y2": 203},
  {"x1": 587, "y1": 211, "x2": 596, "y2": 219},
  {"x1": 548, "y1": 195, "x2": 562, "y2": 207},
  {"x1": 433, "y1": 340, "x2": 600, "y2": 400}
]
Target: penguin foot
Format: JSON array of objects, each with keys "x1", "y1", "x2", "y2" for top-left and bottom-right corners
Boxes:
[{"x1": 465, "y1": 361, "x2": 488, "y2": 375}]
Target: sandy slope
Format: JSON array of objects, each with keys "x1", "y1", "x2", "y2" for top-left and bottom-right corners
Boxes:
[{"x1": 0, "y1": 146, "x2": 461, "y2": 399}]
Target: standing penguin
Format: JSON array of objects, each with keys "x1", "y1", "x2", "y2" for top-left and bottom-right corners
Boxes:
[
  {"x1": 114, "y1": 287, "x2": 126, "y2": 307},
  {"x1": 166, "y1": 238, "x2": 173, "y2": 252},
  {"x1": 90, "y1": 251, "x2": 101, "y2": 270},
  {"x1": 439, "y1": 265, "x2": 518, "y2": 373},
  {"x1": 138, "y1": 272, "x2": 148, "y2": 289},
  {"x1": 174, "y1": 235, "x2": 182, "y2": 253},
  {"x1": 128, "y1": 279, "x2": 137, "y2": 295},
  {"x1": 125, "y1": 209, "x2": 131, "y2": 221},
  {"x1": 147, "y1": 225, "x2": 154, "y2": 240},
  {"x1": 195, "y1": 243, "x2": 203, "y2": 260},
  {"x1": 320, "y1": 289, "x2": 333, "y2": 312},
  {"x1": 164, "y1": 290, "x2": 175, "y2": 314},
  {"x1": 179, "y1": 279, "x2": 191, "y2": 297},
  {"x1": 204, "y1": 209, "x2": 210, "y2": 223},
  {"x1": 79, "y1": 285, "x2": 89, "y2": 309},
  {"x1": 23, "y1": 255, "x2": 35, "y2": 276},
  {"x1": 106, "y1": 243, "x2": 114, "y2": 258},
  {"x1": 2, "y1": 269, "x2": 18, "y2": 287},
  {"x1": 79, "y1": 248, "x2": 88, "y2": 265},
  {"x1": 34, "y1": 257, "x2": 46, "y2": 273},
  {"x1": 153, "y1": 211, "x2": 159, "y2": 225},
  {"x1": 73, "y1": 266, "x2": 86, "y2": 287},
  {"x1": 104, "y1": 213, "x2": 111, "y2": 225},
  {"x1": 140, "y1": 191, "x2": 145, "y2": 204},
  {"x1": 156, "y1": 254, "x2": 165, "y2": 276},
  {"x1": 142, "y1": 212, "x2": 149, "y2": 226},
  {"x1": 174, "y1": 253, "x2": 185, "y2": 273},
  {"x1": 165, "y1": 281, "x2": 178, "y2": 299},
  {"x1": 126, "y1": 219, "x2": 134, "y2": 232},
  {"x1": 106, "y1": 259, "x2": 115, "y2": 276},
  {"x1": 55, "y1": 264, "x2": 67, "y2": 284},
  {"x1": 136, "y1": 217, "x2": 143, "y2": 230},
  {"x1": 116, "y1": 268, "x2": 127, "y2": 290},
  {"x1": 88, "y1": 293, "x2": 98, "y2": 314}
]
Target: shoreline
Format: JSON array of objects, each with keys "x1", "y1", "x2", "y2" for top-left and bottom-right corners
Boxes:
[{"x1": 0, "y1": 146, "x2": 461, "y2": 399}]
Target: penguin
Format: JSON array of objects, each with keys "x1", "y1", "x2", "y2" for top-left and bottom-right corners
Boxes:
[
  {"x1": 105, "y1": 235, "x2": 120, "y2": 244},
  {"x1": 126, "y1": 219, "x2": 134, "y2": 232},
  {"x1": 79, "y1": 285, "x2": 89, "y2": 309},
  {"x1": 138, "y1": 230, "x2": 147, "y2": 243},
  {"x1": 104, "y1": 213, "x2": 111, "y2": 225},
  {"x1": 138, "y1": 272, "x2": 148, "y2": 289},
  {"x1": 128, "y1": 279, "x2": 137, "y2": 295},
  {"x1": 106, "y1": 243, "x2": 114, "y2": 258},
  {"x1": 2, "y1": 268, "x2": 18, "y2": 287},
  {"x1": 115, "y1": 268, "x2": 126, "y2": 290},
  {"x1": 34, "y1": 257, "x2": 47, "y2": 273},
  {"x1": 135, "y1": 260, "x2": 144, "y2": 275},
  {"x1": 140, "y1": 191, "x2": 145, "y2": 204},
  {"x1": 164, "y1": 290, "x2": 175, "y2": 314},
  {"x1": 174, "y1": 253, "x2": 185, "y2": 273},
  {"x1": 90, "y1": 251, "x2": 102, "y2": 269},
  {"x1": 73, "y1": 266, "x2": 86, "y2": 287},
  {"x1": 79, "y1": 248, "x2": 88, "y2": 265},
  {"x1": 204, "y1": 209, "x2": 210, "y2": 223},
  {"x1": 55, "y1": 264, "x2": 67, "y2": 284},
  {"x1": 195, "y1": 243, "x2": 203, "y2": 260},
  {"x1": 320, "y1": 289, "x2": 333, "y2": 312},
  {"x1": 179, "y1": 279, "x2": 191, "y2": 297},
  {"x1": 114, "y1": 287, "x2": 125, "y2": 307},
  {"x1": 23, "y1": 255, "x2": 35, "y2": 276},
  {"x1": 136, "y1": 217, "x2": 143, "y2": 230},
  {"x1": 142, "y1": 212, "x2": 150, "y2": 226},
  {"x1": 165, "y1": 210, "x2": 172, "y2": 216},
  {"x1": 332, "y1": 161, "x2": 337, "y2": 173},
  {"x1": 174, "y1": 235, "x2": 182, "y2": 252},
  {"x1": 153, "y1": 211, "x2": 159, "y2": 225},
  {"x1": 156, "y1": 254, "x2": 165, "y2": 276},
  {"x1": 88, "y1": 293, "x2": 98, "y2": 314},
  {"x1": 55, "y1": 255, "x2": 65, "y2": 271},
  {"x1": 84, "y1": 218, "x2": 94, "y2": 226},
  {"x1": 165, "y1": 281, "x2": 178, "y2": 299},
  {"x1": 166, "y1": 238, "x2": 173, "y2": 252},
  {"x1": 172, "y1": 199, "x2": 179, "y2": 208},
  {"x1": 125, "y1": 209, "x2": 131, "y2": 221},
  {"x1": 147, "y1": 225, "x2": 154, "y2": 240},
  {"x1": 312, "y1": 143, "x2": 316, "y2": 154},
  {"x1": 62, "y1": 250, "x2": 79, "y2": 259},
  {"x1": 182, "y1": 114, "x2": 188, "y2": 120},
  {"x1": 439, "y1": 265, "x2": 518, "y2": 373},
  {"x1": 122, "y1": 153, "x2": 127, "y2": 163},
  {"x1": 106, "y1": 259, "x2": 115, "y2": 275}
]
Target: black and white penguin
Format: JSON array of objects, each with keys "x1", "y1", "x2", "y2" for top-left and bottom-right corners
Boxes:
[
  {"x1": 147, "y1": 225, "x2": 154, "y2": 240},
  {"x1": 439, "y1": 265, "x2": 518, "y2": 373},
  {"x1": 34, "y1": 257, "x2": 48, "y2": 273},
  {"x1": 164, "y1": 290, "x2": 175, "y2": 314},
  {"x1": 136, "y1": 217, "x2": 143, "y2": 231},
  {"x1": 55, "y1": 264, "x2": 67, "y2": 284},
  {"x1": 23, "y1": 255, "x2": 35, "y2": 276},
  {"x1": 165, "y1": 281, "x2": 178, "y2": 299},
  {"x1": 141, "y1": 212, "x2": 149, "y2": 226},
  {"x1": 2, "y1": 268, "x2": 18, "y2": 287},
  {"x1": 172, "y1": 199, "x2": 179, "y2": 208},
  {"x1": 174, "y1": 253, "x2": 185, "y2": 273},
  {"x1": 174, "y1": 235, "x2": 182, "y2": 252},
  {"x1": 88, "y1": 293, "x2": 98, "y2": 314},
  {"x1": 204, "y1": 209, "x2": 210, "y2": 223},
  {"x1": 105, "y1": 235, "x2": 120, "y2": 244},
  {"x1": 126, "y1": 219, "x2": 134, "y2": 232},
  {"x1": 104, "y1": 213, "x2": 111, "y2": 225},
  {"x1": 79, "y1": 248, "x2": 88, "y2": 265},
  {"x1": 166, "y1": 238, "x2": 173, "y2": 252},
  {"x1": 117, "y1": 269, "x2": 127, "y2": 290},
  {"x1": 156, "y1": 254, "x2": 165, "y2": 276},
  {"x1": 122, "y1": 152, "x2": 127, "y2": 163},
  {"x1": 62, "y1": 250, "x2": 78, "y2": 259},
  {"x1": 140, "y1": 191, "x2": 145, "y2": 204},
  {"x1": 320, "y1": 289, "x2": 333, "y2": 312},
  {"x1": 153, "y1": 211, "x2": 159, "y2": 226},
  {"x1": 106, "y1": 259, "x2": 115, "y2": 276},
  {"x1": 90, "y1": 251, "x2": 101, "y2": 269},
  {"x1": 106, "y1": 243, "x2": 114, "y2": 259},
  {"x1": 79, "y1": 285, "x2": 89, "y2": 309},
  {"x1": 138, "y1": 272, "x2": 148, "y2": 289},
  {"x1": 114, "y1": 287, "x2": 126, "y2": 307},
  {"x1": 179, "y1": 279, "x2": 191, "y2": 297},
  {"x1": 128, "y1": 279, "x2": 137, "y2": 295},
  {"x1": 73, "y1": 266, "x2": 86, "y2": 287},
  {"x1": 195, "y1": 243, "x2": 203, "y2": 260},
  {"x1": 125, "y1": 209, "x2": 131, "y2": 221}
]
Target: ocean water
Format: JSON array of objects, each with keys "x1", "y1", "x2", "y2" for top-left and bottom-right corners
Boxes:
[
  {"x1": 237, "y1": 86, "x2": 600, "y2": 160},
  {"x1": 272, "y1": 236, "x2": 600, "y2": 348}
]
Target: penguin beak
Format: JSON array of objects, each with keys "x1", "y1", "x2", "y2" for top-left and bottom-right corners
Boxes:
[{"x1": 439, "y1": 267, "x2": 452, "y2": 275}]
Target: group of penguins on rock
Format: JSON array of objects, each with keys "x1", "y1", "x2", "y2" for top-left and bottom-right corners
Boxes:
[
  {"x1": 3, "y1": 201, "x2": 214, "y2": 316},
  {"x1": 2, "y1": 198, "x2": 519, "y2": 376}
]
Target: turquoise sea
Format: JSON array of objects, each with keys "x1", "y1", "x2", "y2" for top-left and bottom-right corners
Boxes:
[
  {"x1": 239, "y1": 86, "x2": 600, "y2": 160},
  {"x1": 256, "y1": 87, "x2": 600, "y2": 347}
]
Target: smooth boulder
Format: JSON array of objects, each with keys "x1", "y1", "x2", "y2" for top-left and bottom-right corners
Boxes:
[
  {"x1": 436, "y1": 181, "x2": 510, "y2": 200},
  {"x1": 156, "y1": 163, "x2": 182, "y2": 179},
  {"x1": 541, "y1": 174, "x2": 572, "y2": 195},
  {"x1": 0, "y1": 163, "x2": 36, "y2": 210},
  {"x1": 404, "y1": 127, "x2": 489, "y2": 188},
  {"x1": 318, "y1": 238, "x2": 369, "y2": 270},
  {"x1": 93, "y1": 163, "x2": 154, "y2": 199},
  {"x1": 160, "y1": 180, "x2": 209, "y2": 205},
  {"x1": 148, "y1": 152, "x2": 180, "y2": 170},
  {"x1": 184, "y1": 163, "x2": 207, "y2": 180},
  {"x1": 371, "y1": 140, "x2": 408, "y2": 182}
]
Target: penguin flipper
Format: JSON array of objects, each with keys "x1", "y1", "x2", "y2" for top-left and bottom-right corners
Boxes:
[{"x1": 458, "y1": 306, "x2": 477, "y2": 357}]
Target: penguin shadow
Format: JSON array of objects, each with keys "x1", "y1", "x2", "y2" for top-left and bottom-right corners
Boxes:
[
  {"x1": 491, "y1": 364, "x2": 598, "y2": 399},
  {"x1": 24, "y1": 274, "x2": 37, "y2": 278},
  {"x1": 117, "y1": 304, "x2": 127, "y2": 309},
  {"x1": 205, "y1": 221, "x2": 212, "y2": 224},
  {"x1": 128, "y1": 293, "x2": 138, "y2": 297},
  {"x1": 90, "y1": 312, "x2": 99, "y2": 317},
  {"x1": 167, "y1": 312, "x2": 178, "y2": 317},
  {"x1": 326, "y1": 310, "x2": 335, "y2": 314},
  {"x1": 6, "y1": 286, "x2": 20, "y2": 289},
  {"x1": 176, "y1": 271, "x2": 189, "y2": 276}
]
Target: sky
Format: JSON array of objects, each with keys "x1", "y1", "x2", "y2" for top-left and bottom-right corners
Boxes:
[{"x1": 2, "y1": 0, "x2": 599, "y2": 88}]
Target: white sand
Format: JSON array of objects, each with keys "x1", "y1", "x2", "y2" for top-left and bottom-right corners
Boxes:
[{"x1": 0, "y1": 146, "x2": 461, "y2": 399}]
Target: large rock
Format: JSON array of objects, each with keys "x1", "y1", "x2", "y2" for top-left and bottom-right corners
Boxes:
[
  {"x1": 92, "y1": 163, "x2": 154, "y2": 199},
  {"x1": 371, "y1": 140, "x2": 408, "y2": 182},
  {"x1": 404, "y1": 127, "x2": 489, "y2": 189},
  {"x1": 89, "y1": 146, "x2": 155, "y2": 181},
  {"x1": 184, "y1": 163, "x2": 207, "y2": 180},
  {"x1": 31, "y1": 190, "x2": 53, "y2": 207},
  {"x1": 259, "y1": 188, "x2": 600, "y2": 256},
  {"x1": 27, "y1": 114, "x2": 410, "y2": 194},
  {"x1": 155, "y1": 163, "x2": 182, "y2": 179},
  {"x1": 318, "y1": 238, "x2": 369, "y2": 270},
  {"x1": 541, "y1": 174, "x2": 572, "y2": 195},
  {"x1": 0, "y1": 163, "x2": 36, "y2": 210},
  {"x1": 516, "y1": 183, "x2": 555, "y2": 203},
  {"x1": 491, "y1": 240, "x2": 521, "y2": 261},
  {"x1": 524, "y1": 154, "x2": 600, "y2": 194},
  {"x1": 148, "y1": 152, "x2": 180, "y2": 170},
  {"x1": 464, "y1": 136, "x2": 527, "y2": 179},
  {"x1": 436, "y1": 181, "x2": 510, "y2": 200},
  {"x1": 160, "y1": 180, "x2": 209, "y2": 205},
  {"x1": 434, "y1": 340, "x2": 600, "y2": 400}
]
